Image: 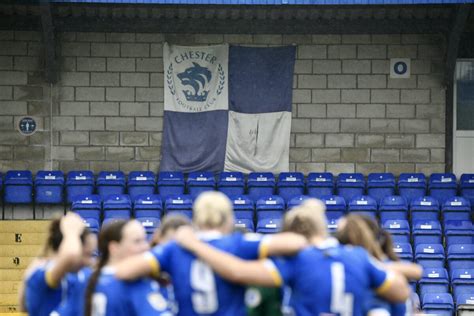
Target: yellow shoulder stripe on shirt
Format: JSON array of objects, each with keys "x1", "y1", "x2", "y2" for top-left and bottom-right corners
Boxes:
[
  {"x1": 258, "y1": 236, "x2": 271, "y2": 259},
  {"x1": 144, "y1": 252, "x2": 161, "y2": 277},
  {"x1": 262, "y1": 259, "x2": 283, "y2": 287},
  {"x1": 45, "y1": 270, "x2": 59, "y2": 288},
  {"x1": 375, "y1": 273, "x2": 393, "y2": 295}
]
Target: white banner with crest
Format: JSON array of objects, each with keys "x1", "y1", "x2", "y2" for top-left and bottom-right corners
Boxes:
[{"x1": 164, "y1": 43, "x2": 229, "y2": 113}]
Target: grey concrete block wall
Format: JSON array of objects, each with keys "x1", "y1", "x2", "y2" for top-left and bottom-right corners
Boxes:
[{"x1": 0, "y1": 31, "x2": 446, "y2": 175}]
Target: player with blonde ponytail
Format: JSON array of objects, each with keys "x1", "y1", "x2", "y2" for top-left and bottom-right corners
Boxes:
[{"x1": 115, "y1": 191, "x2": 307, "y2": 316}]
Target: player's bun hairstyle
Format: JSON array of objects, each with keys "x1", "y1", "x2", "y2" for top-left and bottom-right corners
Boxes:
[
  {"x1": 151, "y1": 214, "x2": 191, "y2": 247},
  {"x1": 42, "y1": 214, "x2": 91, "y2": 257},
  {"x1": 193, "y1": 191, "x2": 233, "y2": 230},
  {"x1": 84, "y1": 219, "x2": 128, "y2": 316},
  {"x1": 336, "y1": 214, "x2": 385, "y2": 261},
  {"x1": 282, "y1": 199, "x2": 328, "y2": 239}
]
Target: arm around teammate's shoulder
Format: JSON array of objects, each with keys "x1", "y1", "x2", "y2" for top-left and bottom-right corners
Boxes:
[
  {"x1": 375, "y1": 269, "x2": 410, "y2": 303},
  {"x1": 260, "y1": 232, "x2": 308, "y2": 258},
  {"x1": 383, "y1": 261, "x2": 423, "y2": 281},
  {"x1": 175, "y1": 226, "x2": 280, "y2": 287}
]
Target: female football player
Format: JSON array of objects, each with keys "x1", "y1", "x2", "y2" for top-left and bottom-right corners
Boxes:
[
  {"x1": 84, "y1": 219, "x2": 172, "y2": 316},
  {"x1": 172, "y1": 199, "x2": 410, "y2": 316},
  {"x1": 20, "y1": 212, "x2": 95, "y2": 316},
  {"x1": 336, "y1": 214, "x2": 422, "y2": 316},
  {"x1": 115, "y1": 191, "x2": 308, "y2": 316}
]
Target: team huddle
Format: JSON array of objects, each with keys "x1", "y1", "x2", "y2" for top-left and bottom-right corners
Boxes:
[{"x1": 20, "y1": 191, "x2": 422, "y2": 316}]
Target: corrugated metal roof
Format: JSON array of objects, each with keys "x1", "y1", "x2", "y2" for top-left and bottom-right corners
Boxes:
[{"x1": 50, "y1": 0, "x2": 474, "y2": 4}]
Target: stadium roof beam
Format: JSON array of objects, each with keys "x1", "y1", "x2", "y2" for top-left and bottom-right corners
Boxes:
[
  {"x1": 0, "y1": 3, "x2": 459, "y2": 34},
  {"x1": 0, "y1": 15, "x2": 453, "y2": 35}
]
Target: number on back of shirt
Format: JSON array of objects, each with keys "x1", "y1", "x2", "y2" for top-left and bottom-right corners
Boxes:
[
  {"x1": 330, "y1": 262, "x2": 354, "y2": 316},
  {"x1": 190, "y1": 260, "x2": 218, "y2": 313}
]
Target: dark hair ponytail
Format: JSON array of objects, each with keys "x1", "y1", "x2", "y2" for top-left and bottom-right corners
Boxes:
[{"x1": 84, "y1": 220, "x2": 128, "y2": 316}]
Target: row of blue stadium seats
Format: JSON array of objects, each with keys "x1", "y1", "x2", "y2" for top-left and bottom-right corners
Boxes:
[
  {"x1": 68, "y1": 192, "x2": 472, "y2": 244},
  {"x1": 417, "y1": 267, "x2": 474, "y2": 304},
  {"x1": 392, "y1": 242, "x2": 473, "y2": 269},
  {"x1": 421, "y1": 292, "x2": 472, "y2": 315},
  {"x1": 381, "y1": 219, "x2": 473, "y2": 247},
  {"x1": 69, "y1": 193, "x2": 473, "y2": 221},
  {"x1": 1, "y1": 170, "x2": 474, "y2": 206}
]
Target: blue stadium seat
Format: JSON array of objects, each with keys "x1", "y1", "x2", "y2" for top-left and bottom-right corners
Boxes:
[
  {"x1": 165, "y1": 194, "x2": 193, "y2": 219},
  {"x1": 451, "y1": 269, "x2": 474, "y2": 302},
  {"x1": 398, "y1": 173, "x2": 426, "y2": 205},
  {"x1": 4, "y1": 170, "x2": 33, "y2": 204},
  {"x1": 456, "y1": 294, "x2": 474, "y2": 310},
  {"x1": 133, "y1": 194, "x2": 162, "y2": 219},
  {"x1": 256, "y1": 195, "x2": 285, "y2": 222},
  {"x1": 66, "y1": 171, "x2": 94, "y2": 204},
  {"x1": 137, "y1": 217, "x2": 161, "y2": 239},
  {"x1": 347, "y1": 195, "x2": 377, "y2": 218},
  {"x1": 102, "y1": 194, "x2": 132, "y2": 220},
  {"x1": 442, "y1": 196, "x2": 471, "y2": 222},
  {"x1": 429, "y1": 173, "x2": 458, "y2": 205},
  {"x1": 82, "y1": 218, "x2": 100, "y2": 234},
  {"x1": 410, "y1": 196, "x2": 440, "y2": 223},
  {"x1": 287, "y1": 195, "x2": 310, "y2": 210},
  {"x1": 422, "y1": 293, "x2": 454, "y2": 316},
  {"x1": 306, "y1": 172, "x2": 334, "y2": 199},
  {"x1": 448, "y1": 245, "x2": 474, "y2": 271},
  {"x1": 96, "y1": 171, "x2": 126, "y2": 199},
  {"x1": 127, "y1": 171, "x2": 156, "y2": 201},
  {"x1": 415, "y1": 244, "x2": 445, "y2": 269},
  {"x1": 419, "y1": 268, "x2": 449, "y2": 300},
  {"x1": 235, "y1": 218, "x2": 254, "y2": 232},
  {"x1": 247, "y1": 172, "x2": 275, "y2": 201},
  {"x1": 336, "y1": 173, "x2": 365, "y2": 203},
  {"x1": 257, "y1": 218, "x2": 281, "y2": 234},
  {"x1": 327, "y1": 218, "x2": 339, "y2": 234},
  {"x1": 232, "y1": 195, "x2": 255, "y2": 232},
  {"x1": 393, "y1": 242, "x2": 413, "y2": 261},
  {"x1": 277, "y1": 172, "x2": 305, "y2": 203},
  {"x1": 34, "y1": 171, "x2": 65, "y2": 204},
  {"x1": 444, "y1": 221, "x2": 474, "y2": 247},
  {"x1": 412, "y1": 220, "x2": 442, "y2": 246},
  {"x1": 367, "y1": 173, "x2": 395, "y2": 204},
  {"x1": 379, "y1": 195, "x2": 408, "y2": 222},
  {"x1": 321, "y1": 195, "x2": 346, "y2": 221},
  {"x1": 382, "y1": 220, "x2": 410, "y2": 244},
  {"x1": 460, "y1": 174, "x2": 474, "y2": 211},
  {"x1": 217, "y1": 172, "x2": 244, "y2": 197},
  {"x1": 72, "y1": 194, "x2": 102, "y2": 222},
  {"x1": 157, "y1": 171, "x2": 185, "y2": 198},
  {"x1": 187, "y1": 172, "x2": 215, "y2": 198}
]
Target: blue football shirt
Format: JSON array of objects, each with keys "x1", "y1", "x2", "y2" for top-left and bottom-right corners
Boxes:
[
  {"x1": 91, "y1": 267, "x2": 173, "y2": 316},
  {"x1": 24, "y1": 261, "x2": 62, "y2": 316},
  {"x1": 146, "y1": 232, "x2": 269, "y2": 316},
  {"x1": 52, "y1": 267, "x2": 92, "y2": 316},
  {"x1": 269, "y1": 244, "x2": 390, "y2": 316}
]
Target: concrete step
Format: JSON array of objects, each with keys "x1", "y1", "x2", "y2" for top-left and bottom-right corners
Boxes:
[
  {"x1": 0, "y1": 257, "x2": 36, "y2": 269},
  {"x1": 0, "y1": 233, "x2": 48, "y2": 245},
  {"x1": 0, "y1": 221, "x2": 50, "y2": 233}
]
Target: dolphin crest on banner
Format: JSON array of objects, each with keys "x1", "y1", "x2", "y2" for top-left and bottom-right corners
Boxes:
[{"x1": 164, "y1": 43, "x2": 229, "y2": 113}]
